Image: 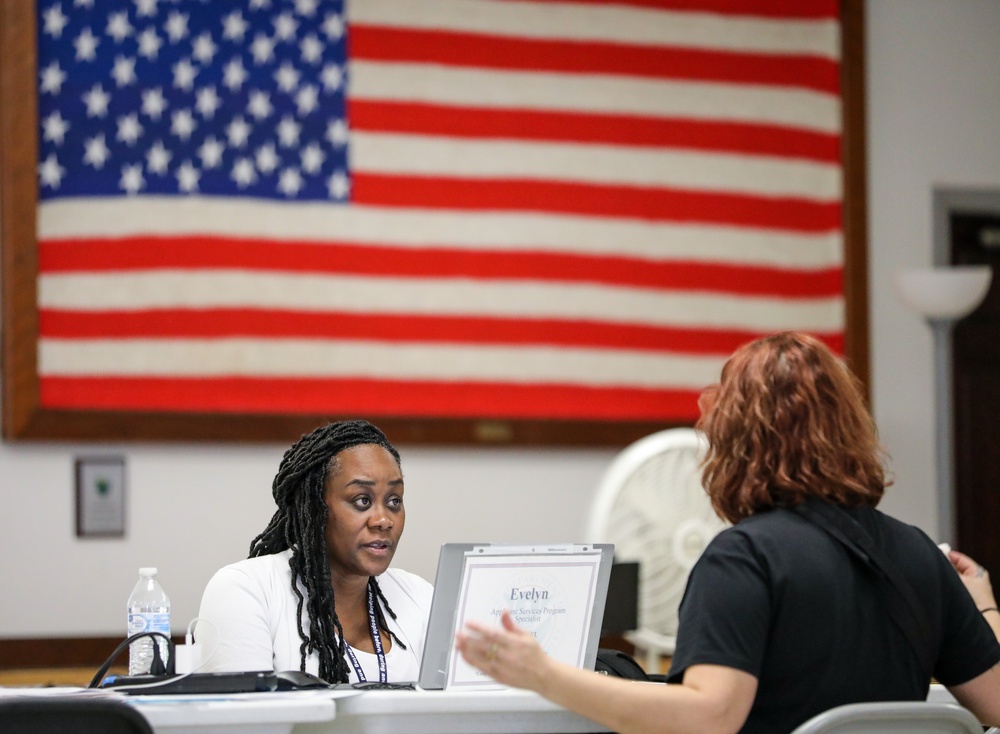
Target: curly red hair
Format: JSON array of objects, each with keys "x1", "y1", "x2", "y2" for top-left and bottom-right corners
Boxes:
[{"x1": 697, "y1": 331, "x2": 888, "y2": 524}]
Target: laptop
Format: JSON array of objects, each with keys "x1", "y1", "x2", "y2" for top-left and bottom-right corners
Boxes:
[{"x1": 417, "y1": 542, "x2": 615, "y2": 690}]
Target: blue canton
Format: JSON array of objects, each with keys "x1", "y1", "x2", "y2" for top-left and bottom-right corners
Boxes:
[{"x1": 37, "y1": 0, "x2": 350, "y2": 202}]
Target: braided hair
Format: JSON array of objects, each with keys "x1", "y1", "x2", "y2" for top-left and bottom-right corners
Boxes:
[{"x1": 248, "y1": 419, "x2": 408, "y2": 683}]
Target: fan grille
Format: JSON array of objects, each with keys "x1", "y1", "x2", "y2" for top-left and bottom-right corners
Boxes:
[{"x1": 602, "y1": 442, "x2": 726, "y2": 638}]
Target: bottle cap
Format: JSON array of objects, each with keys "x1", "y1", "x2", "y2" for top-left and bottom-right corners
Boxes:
[{"x1": 139, "y1": 567, "x2": 158, "y2": 576}]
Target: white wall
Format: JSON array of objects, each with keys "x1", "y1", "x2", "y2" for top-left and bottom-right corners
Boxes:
[
  {"x1": 2, "y1": 0, "x2": 1000, "y2": 638},
  {"x1": 866, "y1": 0, "x2": 1000, "y2": 528},
  {"x1": 0, "y1": 440, "x2": 616, "y2": 635}
]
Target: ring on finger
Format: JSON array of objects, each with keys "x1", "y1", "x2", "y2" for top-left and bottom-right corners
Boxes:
[{"x1": 487, "y1": 642, "x2": 499, "y2": 661}]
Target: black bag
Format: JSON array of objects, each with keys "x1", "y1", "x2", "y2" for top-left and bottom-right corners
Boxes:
[{"x1": 594, "y1": 648, "x2": 650, "y2": 680}]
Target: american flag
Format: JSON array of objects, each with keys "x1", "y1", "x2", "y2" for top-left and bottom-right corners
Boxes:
[{"x1": 35, "y1": 0, "x2": 843, "y2": 423}]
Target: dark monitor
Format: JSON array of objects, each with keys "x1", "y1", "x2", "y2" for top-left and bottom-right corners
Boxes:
[{"x1": 601, "y1": 561, "x2": 639, "y2": 636}]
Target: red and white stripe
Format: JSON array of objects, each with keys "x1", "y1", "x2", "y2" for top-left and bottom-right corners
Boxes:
[{"x1": 37, "y1": 0, "x2": 844, "y2": 421}]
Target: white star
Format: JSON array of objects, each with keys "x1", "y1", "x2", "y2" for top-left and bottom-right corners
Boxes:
[
  {"x1": 276, "y1": 116, "x2": 301, "y2": 148},
  {"x1": 322, "y1": 13, "x2": 344, "y2": 40},
  {"x1": 74, "y1": 0, "x2": 94, "y2": 7},
  {"x1": 249, "y1": 0, "x2": 271, "y2": 9},
  {"x1": 199, "y1": 136, "x2": 224, "y2": 168},
  {"x1": 326, "y1": 118, "x2": 348, "y2": 147},
  {"x1": 192, "y1": 32, "x2": 217, "y2": 64},
  {"x1": 117, "y1": 113, "x2": 143, "y2": 145},
  {"x1": 320, "y1": 64, "x2": 343, "y2": 91},
  {"x1": 171, "y1": 108, "x2": 196, "y2": 140},
  {"x1": 195, "y1": 86, "x2": 220, "y2": 118},
  {"x1": 43, "y1": 5, "x2": 69, "y2": 37},
  {"x1": 42, "y1": 111, "x2": 70, "y2": 145},
  {"x1": 274, "y1": 63, "x2": 300, "y2": 93},
  {"x1": 222, "y1": 11, "x2": 247, "y2": 41},
  {"x1": 135, "y1": 0, "x2": 158, "y2": 18},
  {"x1": 273, "y1": 13, "x2": 298, "y2": 42},
  {"x1": 137, "y1": 27, "x2": 162, "y2": 59},
  {"x1": 295, "y1": 84, "x2": 318, "y2": 116},
  {"x1": 83, "y1": 134, "x2": 110, "y2": 168},
  {"x1": 83, "y1": 84, "x2": 111, "y2": 117},
  {"x1": 38, "y1": 153, "x2": 65, "y2": 188},
  {"x1": 39, "y1": 62, "x2": 66, "y2": 95},
  {"x1": 141, "y1": 87, "x2": 167, "y2": 120},
  {"x1": 223, "y1": 58, "x2": 247, "y2": 91},
  {"x1": 172, "y1": 58, "x2": 198, "y2": 91},
  {"x1": 255, "y1": 143, "x2": 279, "y2": 174},
  {"x1": 107, "y1": 11, "x2": 133, "y2": 43},
  {"x1": 165, "y1": 11, "x2": 189, "y2": 43},
  {"x1": 277, "y1": 168, "x2": 303, "y2": 196},
  {"x1": 112, "y1": 55, "x2": 138, "y2": 86},
  {"x1": 177, "y1": 161, "x2": 200, "y2": 193},
  {"x1": 146, "y1": 140, "x2": 172, "y2": 174},
  {"x1": 299, "y1": 34, "x2": 323, "y2": 64},
  {"x1": 327, "y1": 169, "x2": 349, "y2": 199},
  {"x1": 74, "y1": 27, "x2": 100, "y2": 61},
  {"x1": 226, "y1": 116, "x2": 251, "y2": 147},
  {"x1": 250, "y1": 34, "x2": 275, "y2": 65},
  {"x1": 300, "y1": 143, "x2": 324, "y2": 174},
  {"x1": 247, "y1": 90, "x2": 272, "y2": 120},
  {"x1": 120, "y1": 163, "x2": 145, "y2": 194},
  {"x1": 231, "y1": 157, "x2": 257, "y2": 188},
  {"x1": 294, "y1": 0, "x2": 319, "y2": 17}
]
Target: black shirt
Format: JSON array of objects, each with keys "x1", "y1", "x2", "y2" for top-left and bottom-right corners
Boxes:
[{"x1": 667, "y1": 505, "x2": 1000, "y2": 733}]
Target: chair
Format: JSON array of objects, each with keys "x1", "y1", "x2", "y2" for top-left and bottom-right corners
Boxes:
[
  {"x1": 790, "y1": 701, "x2": 983, "y2": 734},
  {"x1": 0, "y1": 695, "x2": 154, "y2": 734},
  {"x1": 586, "y1": 427, "x2": 727, "y2": 673}
]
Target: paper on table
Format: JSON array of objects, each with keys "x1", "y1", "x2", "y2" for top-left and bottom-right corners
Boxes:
[{"x1": 447, "y1": 552, "x2": 602, "y2": 689}]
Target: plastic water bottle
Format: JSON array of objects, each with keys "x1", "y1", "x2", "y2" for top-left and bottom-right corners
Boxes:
[{"x1": 127, "y1": 567, "x2": 171, "y2": 676}]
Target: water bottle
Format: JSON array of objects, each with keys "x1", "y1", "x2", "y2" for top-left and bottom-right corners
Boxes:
[{"x1": 127, "y1": 567, "x2": 171, "y2": 676}]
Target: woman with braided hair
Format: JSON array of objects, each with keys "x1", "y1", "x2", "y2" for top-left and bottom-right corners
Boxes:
[{"x1": 197, "y1": 420, "x2": 433, "y2": 683}]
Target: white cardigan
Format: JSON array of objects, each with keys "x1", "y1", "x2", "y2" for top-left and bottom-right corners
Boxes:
[{"x1": 197, "y1": 549, "x2": 434, "y2": 682}]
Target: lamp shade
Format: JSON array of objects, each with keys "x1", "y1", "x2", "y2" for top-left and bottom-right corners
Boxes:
[{"x1": 893, "y1": 266, "x2": 992, "y2": 321}]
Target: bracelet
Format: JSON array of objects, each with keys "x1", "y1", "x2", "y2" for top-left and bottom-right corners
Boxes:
[{"x1": 980, "y1": 607, "x2": 999, "y2": 615}]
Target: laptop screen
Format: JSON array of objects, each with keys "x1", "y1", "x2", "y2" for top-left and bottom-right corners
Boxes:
[{"x1": 417, "y1": 543, "x2": 614, "y2": 690}]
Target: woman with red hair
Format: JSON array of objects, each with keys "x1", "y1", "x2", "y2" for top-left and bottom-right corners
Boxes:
[{"x1": 457, "y1": 332, "x2": 1000, "y2": 733}]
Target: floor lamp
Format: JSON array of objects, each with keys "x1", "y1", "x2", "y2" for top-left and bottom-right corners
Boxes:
[{"x1": 894, "y1": 266, "x2": 992, "y2": 545}]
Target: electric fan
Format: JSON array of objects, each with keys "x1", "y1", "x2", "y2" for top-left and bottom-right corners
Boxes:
[{"x1": 586, "y1": 428, "x2": 728, "y2": 673}]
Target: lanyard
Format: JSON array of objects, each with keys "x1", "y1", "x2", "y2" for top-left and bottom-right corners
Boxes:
[{"x1": 343, "y1": 586, "x2": 388, "y2": 683}]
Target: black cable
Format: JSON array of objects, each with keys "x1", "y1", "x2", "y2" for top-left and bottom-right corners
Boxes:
[
  {"x1": 150, "y1": 636, "x2": 165, "y2": 676},
  {"x1": 87, "y1": 632, "x2": 175, "y2": 689}
]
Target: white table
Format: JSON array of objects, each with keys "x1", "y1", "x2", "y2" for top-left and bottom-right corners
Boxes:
[
  {"x1": 294, "y1": 688, "x2": 611, "y2": 734},
  {"x1": 128, "y1": 688, "x2": 610, "y2": 734},
  {"x1": 128, "y1": 691, "x2": 339, "y2": 734},
  {"x1": 2, "y1": 684, "x2": 973, "y2": 734},
  {"x1": 0, "y1": 688, "x2": 339, "y2": 734},
  {"x1": 133, "y1": 684, "x2": 971, "y2": 734},
  {"x1": 926, "y1": 683, "x2": 958, "y2": 705}
]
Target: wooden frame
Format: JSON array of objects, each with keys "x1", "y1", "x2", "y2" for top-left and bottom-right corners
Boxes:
[{"x1": 0, "y1": 1, "x2": 869, "y2": 445}]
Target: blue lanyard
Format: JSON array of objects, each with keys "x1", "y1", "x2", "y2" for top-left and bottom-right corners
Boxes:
[{"x1": 343, "y1": 586, "x2": 387, "y2": 684}]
